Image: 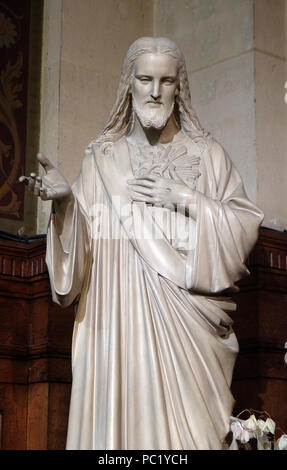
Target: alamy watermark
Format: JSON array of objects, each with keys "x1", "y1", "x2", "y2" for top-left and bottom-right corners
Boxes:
[{"x1": 89, "y1": 197, "x2": 196, "y2": 249}]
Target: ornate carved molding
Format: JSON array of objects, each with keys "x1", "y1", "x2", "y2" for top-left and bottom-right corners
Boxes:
[
  {"x1": 247, "y1": 227, "x2": 287, "y2": 272},
  {"x1": 0, "y1": 238, "x2": 47, "y2": 278}
]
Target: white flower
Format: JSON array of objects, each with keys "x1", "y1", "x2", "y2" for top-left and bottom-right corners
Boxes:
[
  {"x1": 257, "y1": 418, "x2": 276, "y2": 435},
  {"x1": 256, "y1": 418, "x2": 275, "y2": 450},
  {"x1": 231, "y1": 421, "x2": 244, "y2": 440},
  {"x1": 0, "y1": 12, "x2": 17, "y2": 48},
  {"x1": 245, "y1": 414, "x2": 258, "y2": 432},
  {"x1": 230, "y1": 418, "x2": 255, "y2": 443},
  {"x1": 276, "y1": 435, "x2": 287, "y2": 450},
  {"x1": 265, "y1": 418, "x2": 276, "y2": 434}
]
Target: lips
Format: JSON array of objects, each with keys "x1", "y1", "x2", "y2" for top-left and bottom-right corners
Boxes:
[{"x1": 146, "y1": 101, "x2": 162, "y2": 105}]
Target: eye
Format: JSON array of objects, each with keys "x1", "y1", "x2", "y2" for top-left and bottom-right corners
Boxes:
[
  {"x1": 162, "y1": 77, "x2": 176, "y2": 85},
  {"x1": 136, "y1": 75, "x2": 151, "y2": 83}
]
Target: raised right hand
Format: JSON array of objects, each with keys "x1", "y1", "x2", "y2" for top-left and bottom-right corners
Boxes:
[{"x1": 19, "y1": 153, "x2": 72, "y2": 201}]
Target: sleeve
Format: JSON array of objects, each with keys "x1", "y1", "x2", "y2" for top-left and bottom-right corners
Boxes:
[
  {"x1": 185, "y1": 140, "x2": 264, "y2": 294},
  {"x1": 45, "y1": 152, "x2": 93, "y2": 307}
]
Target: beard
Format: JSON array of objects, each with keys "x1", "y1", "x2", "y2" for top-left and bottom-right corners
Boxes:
[{"x1": 132, "y1": 97, "x2": 174, "y2": 130}]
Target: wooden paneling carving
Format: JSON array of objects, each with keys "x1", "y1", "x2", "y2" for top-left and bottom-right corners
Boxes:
[{"x1": 0, "y1": 0, "x2": 31, "y2": 220}]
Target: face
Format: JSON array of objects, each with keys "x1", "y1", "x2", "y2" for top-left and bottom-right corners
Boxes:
[{"x1": 131, "y1": 53, "x2": 179, "y2": 129}]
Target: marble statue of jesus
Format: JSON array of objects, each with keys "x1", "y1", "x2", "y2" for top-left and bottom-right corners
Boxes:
[{"x1": 20, "y1": 37, "x2": 263, "y2": 450}]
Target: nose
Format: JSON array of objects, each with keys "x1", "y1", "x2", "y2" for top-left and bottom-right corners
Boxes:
[{"x1": 151, "y1": 80, "x2": 161, "y2": 101}]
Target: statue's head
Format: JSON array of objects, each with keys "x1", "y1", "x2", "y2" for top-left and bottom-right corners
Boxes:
[
  {"x1": 130, "y1": 44, "x2": 179, "y2": 131},
  {"x1": 96, "y1": 37, "x2": 208, "y2": 150}
]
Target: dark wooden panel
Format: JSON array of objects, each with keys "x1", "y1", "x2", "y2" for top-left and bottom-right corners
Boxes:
[
  {"x1": 0, "y1": 384, "x2": 27, "y2": 450},
  {"x1": 27, "y1": 383, "x2": 49, "y2": 450},
  {"x1": 47, "y1": 383, "x2": 71, "y2": 450},
  {"x1": 231, "y1": 227, "x2": 287, "y2": 433},
  {"x1": 0, "y1": 236, "x2": 73, "y2": 449}
]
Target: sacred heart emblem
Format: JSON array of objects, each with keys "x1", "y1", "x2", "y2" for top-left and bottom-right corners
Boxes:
[
  {"x1": 169, "y1": 152, "x2": 201, "y2": 189},
  {"x1": 131, "y1": 143, "x2": 201, "y2": 189}
]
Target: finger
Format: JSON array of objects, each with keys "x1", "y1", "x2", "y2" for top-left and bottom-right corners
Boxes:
[
  {"x1": 131, "y1": 196, "x2": 153, "y2": 203},
  {"x1": 130, "y1": 191, "x2": 154, "y2": 203},
  {"x1": 28, "y1": 173, "x2": 36, "y2": 191},
  {"x1": 19, "y1": 175, "x2": 29, "y2": 185},
  {"x1": 128, "y1": 175, "x2": 157, "y2": 183},
  {"x1": 128, "y1": 185, "x2": 152, "y2": 196},
  {"x1": 128, "y1": 181, "x2": 154, "y2": 191},
  {"x1": 33, "y1": 176, "x2": 42, "y2": 196},
  {"x1": 37, "y1": 153, "x2": 55, "y2": 173},
  {"x1": 127, "y1": 178, "x2": 156, "y2": 187}
]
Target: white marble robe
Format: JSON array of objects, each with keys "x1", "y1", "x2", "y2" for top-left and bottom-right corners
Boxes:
[{"x1": 46, "y1": 134, "x2": 263, "y2": 450}]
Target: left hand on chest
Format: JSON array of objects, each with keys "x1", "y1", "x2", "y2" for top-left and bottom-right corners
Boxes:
[{"x1": 127, "y1": 174, "x2": 195, "y2": 207}]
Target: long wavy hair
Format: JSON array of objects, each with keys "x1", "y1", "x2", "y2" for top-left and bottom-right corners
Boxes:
[{"x1": 95, "y1": 37, "x2": 209, "y2": 152}]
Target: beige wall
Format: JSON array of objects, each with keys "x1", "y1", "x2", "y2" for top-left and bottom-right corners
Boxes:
[
  {"x1": 38, "y1": 0, "x2": 62, "y2": 232},
  {"x1": 59, "y1": 0, "x2": 153, "y2": 183},
  {"x1": 154, "y1": 0, "x2": 287, "y2": 230},
  {"x1": 254, "y1": 0, "x2": 287, "y2": 230},
  {"x1": 154, "y1": 0, "x2": 257, "y2": 201},
  {"x1": 38, "y1": 0, "x2": 287, "y2": 233}
]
